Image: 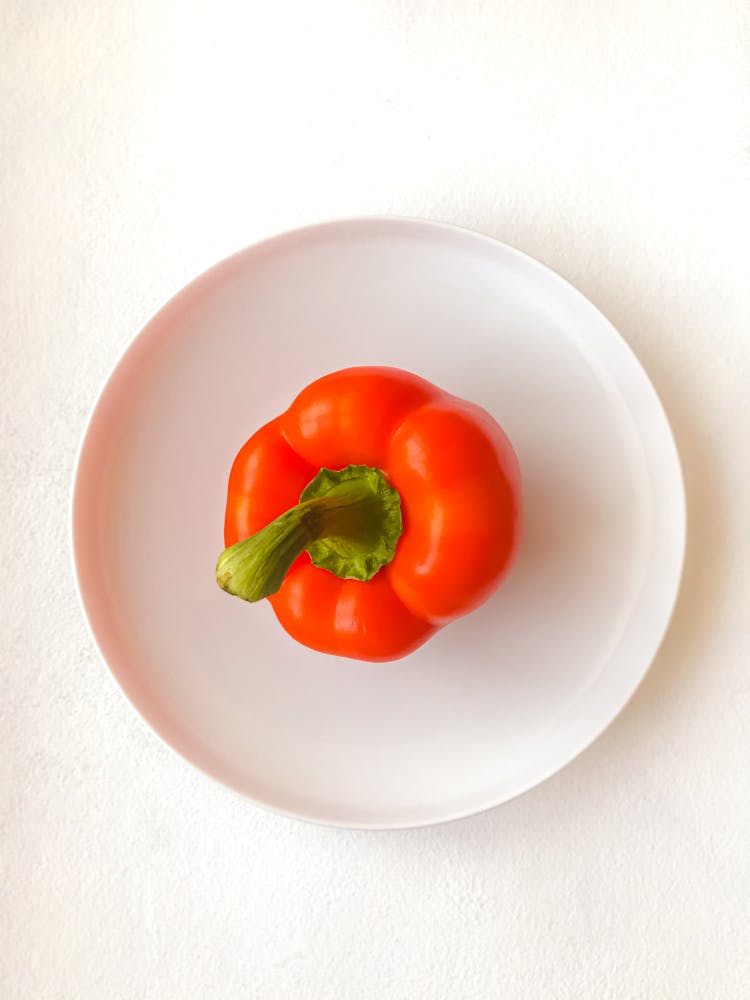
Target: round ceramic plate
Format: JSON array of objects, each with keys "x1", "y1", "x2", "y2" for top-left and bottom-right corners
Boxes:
[{"x1": 71, "y1": 218, "x2": 684, "y2": 828}]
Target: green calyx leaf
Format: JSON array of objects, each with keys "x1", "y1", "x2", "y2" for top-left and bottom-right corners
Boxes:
[
  {"x1": 301, "y1": 465, "x2": 402, "y2": 582},
  {"x1": 216, "y1": 463, "x2": 403, "y2": 603}
]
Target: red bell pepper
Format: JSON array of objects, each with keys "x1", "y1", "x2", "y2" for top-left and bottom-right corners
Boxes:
[{"x1": 218, "y1": 366, "x2": 521, "y2": 661}]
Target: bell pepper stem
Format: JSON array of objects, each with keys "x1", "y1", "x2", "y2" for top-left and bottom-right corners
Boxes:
[{"x1": 216, "y1": 465, "x2": 402, "y2": 602}]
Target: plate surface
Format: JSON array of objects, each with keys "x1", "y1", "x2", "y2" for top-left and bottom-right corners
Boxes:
[{"x1": 71, "y1": 218, "x2": 684, "y2": 828}]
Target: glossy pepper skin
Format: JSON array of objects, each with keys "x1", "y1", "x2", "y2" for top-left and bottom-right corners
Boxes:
[{"x1": 223, "y1": 366, "x2": 522, "y2": 661}]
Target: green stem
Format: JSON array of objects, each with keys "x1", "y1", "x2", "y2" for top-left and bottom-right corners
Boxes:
[{"x1": 216, "y1": 465, "x2": 402, "y2": 602}]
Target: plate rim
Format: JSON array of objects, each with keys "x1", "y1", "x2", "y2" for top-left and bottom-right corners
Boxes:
[{"x1": 70, "y1": 215, "x2": 686, "y2": 829}]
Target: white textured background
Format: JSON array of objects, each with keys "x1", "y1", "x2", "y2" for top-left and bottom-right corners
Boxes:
[{"x1": 2, "y1": 2, "x2": 749, "y2": 997}]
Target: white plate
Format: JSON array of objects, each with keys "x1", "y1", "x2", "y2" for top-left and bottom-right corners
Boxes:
[{"x1": 71, "y1": 218, "x2": 685, "y2": 829}]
